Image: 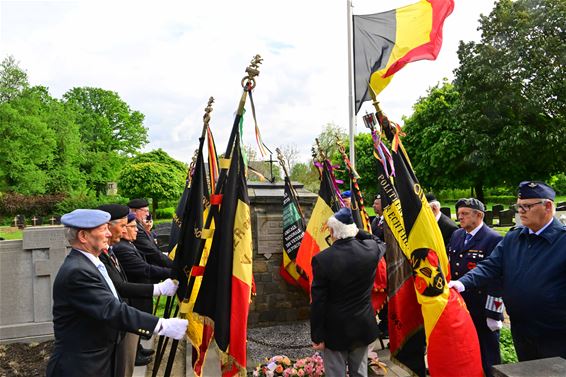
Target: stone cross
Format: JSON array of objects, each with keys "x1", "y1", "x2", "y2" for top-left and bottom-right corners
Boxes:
[
  {"x1": 32, "y1": 216, "x2": 38, "y2": 226},
  {"x1": 50, "y1": 217, "x2": 56, "y2": 225}
]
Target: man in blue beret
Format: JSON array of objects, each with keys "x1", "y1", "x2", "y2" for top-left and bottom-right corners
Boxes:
[
  {"x1": 310, "y1": 207, "x2": 386, "y2": 377},
  {"x1": 341, "y1": 190, "x2": 352, "y2": 209},
  {"x1": 447, "y1": 198, "x2": 503, "y2": 376},
  {"x1": 47, "y1": 209, "x2": 188, "y2": 377},
  {"x1": 449, "y1": 182, "x2": 566, "y2": 362}
]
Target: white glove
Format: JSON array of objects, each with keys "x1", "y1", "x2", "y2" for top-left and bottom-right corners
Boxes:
[
  {"x1": 153, "y1": 278, "x2": 179, "y2": 297},
  {"x1": 486, "y1": 318, "x2": 503, "y2": 332},
  {"x1": 448, "y1": 280, "x2": 465, "y2": 292},
  {"x1": 154, "y1": 318, "x2": 188, "y2": 340}
]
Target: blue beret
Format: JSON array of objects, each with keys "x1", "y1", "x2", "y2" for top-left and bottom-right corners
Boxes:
[
  {"x1": 425, "y1": 193, "x2": 437, "y2": 202},
  {"x1": 127, "y1": 213, "x2": 137, "y2": 223},
  {"x1": 518, "y1": 181, "x2": 555, "y2": 200},
  {"x1": 341, "y1": 190, "x2": 351, "y2": 199},
  {"x1": 456, "y1": 198, "x2": 485, "y2": 212},
  {"x1": 127, "y1": 198, "x2": 149, "y2": 209},
  {"x1": 61, "y1": 209, "x2": 111, "y2": 229},
  {"x1": 334, "y1": 207, "x2": 354, "y2": 225},
  {"x1": 98, "y1": 204, "x2": 129, "y2": 221}
]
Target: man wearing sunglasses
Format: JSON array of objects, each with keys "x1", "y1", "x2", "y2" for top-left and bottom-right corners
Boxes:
[{"x1": 449, "y1": 181, "x2": 566, "y2": 363}]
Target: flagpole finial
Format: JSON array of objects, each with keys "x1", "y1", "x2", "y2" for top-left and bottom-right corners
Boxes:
[
  {"x1": 203, "y1": 97, "x2": 215, "y2": 127},
  {"x1": 242, "y1": 54, "x2": 263, "y2": 89}
]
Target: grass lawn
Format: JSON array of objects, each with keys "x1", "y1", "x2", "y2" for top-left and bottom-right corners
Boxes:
[{"x1": 0, "y1": 226, "x2": 23, "y2": 240}]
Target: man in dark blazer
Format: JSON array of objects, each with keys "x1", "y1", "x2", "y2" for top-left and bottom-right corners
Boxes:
[
  {"x1": 447, "y1": 198, "x2": 504, "y2": 377},
  {"x1": 113, "y1": 212, "x2": 175, "y2": 362},
  {"x1": 128, "y1": 198, "x2": 173, "y2": 268},
  {"x1": 311, "y1": 208, "x2": 386, "y2": 377},
  {"x1": 426, "y1": 193, "x2": 458, "y2": 247},
  {"x1": 98, "y1": 204, "x2": 178, "y2": 372},
  {"x1": 46, "y1": 209, "x2": 187, "y2": 377}
]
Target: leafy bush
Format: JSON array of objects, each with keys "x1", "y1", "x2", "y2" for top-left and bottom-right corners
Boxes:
[
  {"x1": 53, "y1": 194, "x2": 129, "y2": 215},
  {"x1": 549, "y1": 173, "x2": 566, "y2": 195},
  {"x1": 0, "y1": 192, "x2": 67, "y2": 217},
  {"x1": 500, "y1": 327, "x2": 518, "y2": 364},
  {"x1": 155, "y1": 207, "x2": 175, "y2": 220}
]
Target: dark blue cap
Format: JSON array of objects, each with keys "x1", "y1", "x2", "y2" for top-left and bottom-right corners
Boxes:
[
  {"x1": 341, "y1": 190, "x2": 351, "y2": 199},
  {"x1": 456, "y1": 198, "x2": 485, "y2": 212},
  {"x1": 98, "y1": 204, "x2": 130, "y2": 221},
  {"x1": 518, "y1": 181, "x2": 555, "y2": 200},
  {"x1": 334, "y1": 207, "x2": 354, "y2": 224},
  {"x1": 61, "y1": 209, "x2": 111, "y2": 229},
  {"x1": 127, "y1": 213, "x2": 137, "y2": 223},
  {"x1": 127, "y1": 198, "x2": 149, "y2": 209},
  {"x1": 425, "y1": 193, "x2": 437, "y2": 202}
]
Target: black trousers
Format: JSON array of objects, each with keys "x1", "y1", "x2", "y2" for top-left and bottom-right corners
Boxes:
[{"x1": 511, "y1": 329, "x2": 566, "y2": 362}]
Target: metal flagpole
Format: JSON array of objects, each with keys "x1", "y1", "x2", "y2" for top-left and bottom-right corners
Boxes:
[{"x1": 347, "y1": 0, "x2": 356, "y2": 168}]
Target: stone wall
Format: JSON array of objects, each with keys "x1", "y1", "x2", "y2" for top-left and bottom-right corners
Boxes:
[
  {"x1": 0, "y1": 226, "x2": 68, "y2": 344},
  {"x1": 247, "y1": 182, "x2": 317, "y2": 327}
]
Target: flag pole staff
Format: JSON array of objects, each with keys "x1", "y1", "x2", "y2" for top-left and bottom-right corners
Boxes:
[{"x1": 347, "y1": 0, "x2": 356, "y2": 168}]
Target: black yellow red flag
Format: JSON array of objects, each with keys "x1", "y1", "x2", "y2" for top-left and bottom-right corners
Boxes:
[
  {"x1": 374, "y1": 112, "x2": 482, "y2": 377},
  {"x1": 193, "y1": 134, "x2": 252, "y2": 377}
]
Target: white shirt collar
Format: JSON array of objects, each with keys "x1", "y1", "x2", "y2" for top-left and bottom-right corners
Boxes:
[
  {"x1": 435, "y1": 212, "x2": 441, "y2": 222},
  {"x1": 528, "y1": 218, "x2": 554, "y2": 235},
  {"x1": 467, "y1": 222, "x2": 484, "y2": 237},
  {"x1": 76, "y1": 249, "x2": 103, "y2": 268}
]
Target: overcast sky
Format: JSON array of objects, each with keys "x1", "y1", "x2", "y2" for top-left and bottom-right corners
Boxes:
[{"x1": 0, "y1": 0, "x2": 496, "y2": 164}]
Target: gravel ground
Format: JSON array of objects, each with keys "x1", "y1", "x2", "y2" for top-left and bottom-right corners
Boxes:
[{"x1": 247, "y1": 320, "x2": 315, "y2": 368}]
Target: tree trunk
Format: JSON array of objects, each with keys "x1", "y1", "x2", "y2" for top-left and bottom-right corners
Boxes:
[
  {"x1": 475, "y1": 183, "x2": 485, "y2": 204},
  {"x1": 152, "y1": 198, "x2": 158, "y2": 220}
]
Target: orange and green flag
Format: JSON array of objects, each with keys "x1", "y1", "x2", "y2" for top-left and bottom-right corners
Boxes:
[
  {"x1": 375, "y1": 112, "x2": 482, "y2": 377},
  {"x1": 280, "y1": 176, "x2": 309, "y2": 293},
  {"x1": 353, "y1": 0, "x2": 454, "y2": 112},
  {"x1": 295, "y1": 160, "x2": 340, "y2": 287}
]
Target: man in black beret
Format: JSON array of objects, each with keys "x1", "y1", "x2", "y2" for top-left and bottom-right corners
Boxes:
[
  {"x1": 310, "y1": 208, "x2": 386, "y2": 376},
  {"x1": 128, "y1": 199, "x2": 172, "y2": 268},
  {"x1": 450, "y1": 181, "x2": 566, "y2": 362},
  {"x1": 447, "y1": 198, "x2": 503, "y2": 376},
  {"x1": 426, "y1": 193, "x2": 458, "y2": 247}
]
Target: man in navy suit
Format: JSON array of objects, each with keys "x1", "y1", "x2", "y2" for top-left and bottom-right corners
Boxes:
[
  {"x1": 311, "y1": 208, "x2": 386, "y2": 377},
  {"x1": 46, "y1": 209, "x2": 187, "y2": 377},
  {"x1": 447, "y1": 198, "x2": 503, "y2": 377}
]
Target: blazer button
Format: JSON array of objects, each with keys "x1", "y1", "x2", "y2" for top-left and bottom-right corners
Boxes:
[{"x1": 456, "y1": 263, "x2": 460, "y2": 266}]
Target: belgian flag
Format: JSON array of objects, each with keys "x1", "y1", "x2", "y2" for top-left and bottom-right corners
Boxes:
[
  {"x1": 194, "y1": 133, "x2": 253, "y2": 377},
  {"x1": 377, "y1": 114, "x2": 482, "y2": 376},
  {"x1": 295, "y1": 161, "x2": 340, "y2": 287},
  {"x1": 279, "y1": 176, "x2": 309, "y2": 293},
  {"x1": 353, "y1": 0, "x2": 454, "y2": 112}
]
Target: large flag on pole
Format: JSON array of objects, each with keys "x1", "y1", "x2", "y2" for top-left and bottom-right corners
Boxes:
[
  {"x1": 353, "y1": 0, "x2": 454, "y2": 112},
  {"x1": 280, "y1": 176, "x2": 309, "y2": 293},
  {"x1": 373, "y1": 110, "x2": 482, "y2": 377},
  {"x1": 295, "y1": 160, "x2": 340, "y2": 287},
  {"x1": 194, "y1": 133, "x2": 253, "y2": 377}
]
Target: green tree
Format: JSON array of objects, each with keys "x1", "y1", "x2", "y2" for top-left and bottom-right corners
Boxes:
[
  {"x1": 0, "y1": 56, "x2": 29, "y2": 103},
  {"x1": 63, "y1": 87, "x2": 148, "y2": 195},
  {"x1": 314, "y1": 122, "x2": 347, "y2": 158},
  {"x1": 290, "y1": 162, "x2": 320, "y2": 193},
  {"x1": 453, "y1": 0, "x2": 566, "y2": 200},
  {"x1": 402, "y1": 81, "x2": 465, "y2": 192},
  {"x1": 0, "y1": 86, "x2": 84, "y2": 194},
  {"x1": 118, "y1": 149, "x2": 186, "y2": 216}
]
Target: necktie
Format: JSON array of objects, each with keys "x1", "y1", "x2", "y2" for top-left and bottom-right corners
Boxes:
[
  {"x1": 464, "y1": 233, "x2": 473, "y2": 245},
  {"x1": 97, "y1": 263, "x2": 119, "y2": 299}
]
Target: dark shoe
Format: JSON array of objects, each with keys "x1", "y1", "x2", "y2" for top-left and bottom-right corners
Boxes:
[
  {"x1": 138, "y1": 345, "x2": 155, "y2": 357},
  {"x1": 135, "y1": 354, "x2": 152, "y2": 367}
]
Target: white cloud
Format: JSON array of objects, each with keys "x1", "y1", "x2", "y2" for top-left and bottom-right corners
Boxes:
[{"x1": 0, "y1": 0, "x2": 495, "y2": 164}]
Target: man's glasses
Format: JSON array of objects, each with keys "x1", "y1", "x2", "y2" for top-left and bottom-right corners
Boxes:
[{"x1": 511, "y1": 201, "x2": 545, "y2": 212}]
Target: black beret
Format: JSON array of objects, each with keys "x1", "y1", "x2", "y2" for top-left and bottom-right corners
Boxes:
[
  {"x1": 334, "y1": 207, "x2": 354, "y2": 225},
  {"x1": 518, "y1": 181, "x2": 555, "y2": 200},
  {"x1": 98, "y1": 204, "x2": 130, "y2": 220},
  {"x1": 455, "y1": 198, "x2": 485, "y2": 212},
  {"x1": 425, "y1": 193, "x2": 437, "y2": 202},
  {"x1": 127, "y1": 198, "x2": 149, "y2": 209}
]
